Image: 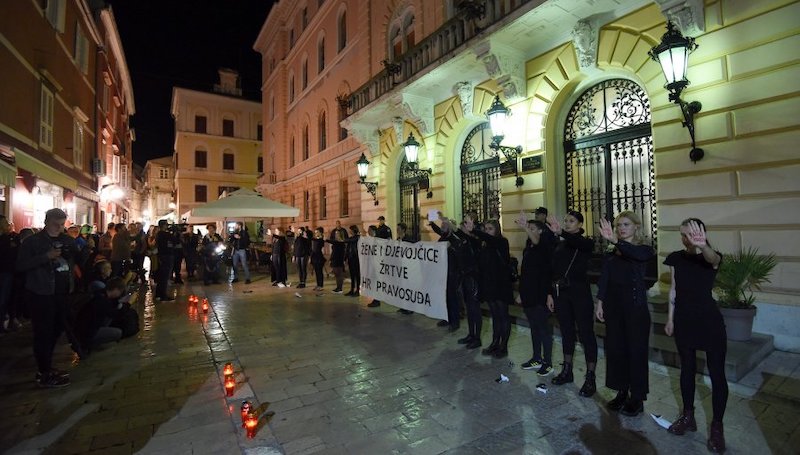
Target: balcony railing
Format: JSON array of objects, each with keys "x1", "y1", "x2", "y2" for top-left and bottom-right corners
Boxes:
[{"x1": 344, "y1": 0, "x2": 534, "y2": 117}]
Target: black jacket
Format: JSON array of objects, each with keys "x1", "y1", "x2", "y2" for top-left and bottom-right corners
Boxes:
[
  {"x1": 293, "y1": 232, "x2": 310, "y2": 257},
  {"x1": 597, "y1": 240, "x2": 655, "y2": 307},
  {"x1": 472, "y1": 229, "x2": 513, "y2": 304},
  {"x1": 232, "y1": 230, "x2": 250, "y2": 250}
]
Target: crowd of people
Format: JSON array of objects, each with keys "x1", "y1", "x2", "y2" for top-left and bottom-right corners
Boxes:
[{"x1": 0, "y1": 205, "x2": 729, "y2": 452}]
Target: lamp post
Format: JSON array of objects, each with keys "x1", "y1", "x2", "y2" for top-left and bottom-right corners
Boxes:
[
  {"x1": 485, "y1": 96, "x2": 524, "y2": 187},
  {"x1": 356, "y1": 153, "x2": 379, "y2": 206},
  {"x1": 649, "y1": 21, "x2": 704, "y2": 163}
]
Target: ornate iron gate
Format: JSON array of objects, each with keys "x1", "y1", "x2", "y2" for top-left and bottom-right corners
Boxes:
[
  {"x1": 563, "y1": 78, "x2": 657, "y2": 260},
  {"x1": 461, "y1": 122, "x2": 501, "y2": 222},
  {"x1": 399, "y1": 157, "x2": 428, "y2": 241}
]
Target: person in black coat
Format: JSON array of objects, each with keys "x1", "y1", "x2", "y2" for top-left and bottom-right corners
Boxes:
[
  {"x1": 293, "y1": 227, "x2": 310, "y2": 288},
  {"x1": 516, "y1": 214, "x2": 555, "y2": 376},
  {"x1": 546, "y1": 210, "x2": 597, "y2": 397},
  {"x1": 429, "y1": 216, "x2": 464, "y2": 332},
  {"x1": 230, "y1": 222, "x2": 251, "y2": 284},
  {"x1": 465, "y1": 216, "x2": 513, "y2": 359},
  {"x1": 310, "y1": 227, "x2": 326, "y2": 290},
  {"x1": 595, "y1": 212, "x2": 655, "y2": 416},
  {"x1": 344, "y1": 226, "x2": 361, "y2": 296},
  {"x1": 271, "y1": 227, "x2": 288, "y2": 286},
  {"x1": 325, "y1": 229, "x2": 346, "y2": 293}
]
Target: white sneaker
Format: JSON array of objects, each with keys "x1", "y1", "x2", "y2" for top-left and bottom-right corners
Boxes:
[{"x1": 277, "y1": 283, "x2": 286, "y2": 288}]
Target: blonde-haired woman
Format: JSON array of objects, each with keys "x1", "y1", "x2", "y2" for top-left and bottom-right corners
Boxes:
[{"x1": 596, "y1": 211, "x2": 655, "y2": 416}]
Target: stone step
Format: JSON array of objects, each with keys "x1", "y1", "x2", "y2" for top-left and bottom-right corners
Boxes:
[{"x1": 483, "y1": 301, "x2": 774, "y2": 382}]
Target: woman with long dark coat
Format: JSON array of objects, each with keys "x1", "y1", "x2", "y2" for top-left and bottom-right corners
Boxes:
[
  {"x1": 595, "y1": 211, "x2": 655, "y2": 416},
  {"x1": 344, "y1": 226, "x2": 361, "y2": 296},
  {"x1": 310, "y1": 227, "x2": 326, "y2": 290},
  {"x1": 466, "y1": 216, "x2": 513, "y2": 359}
]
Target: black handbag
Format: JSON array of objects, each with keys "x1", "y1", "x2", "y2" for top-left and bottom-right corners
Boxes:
[{"x1": 553, "y1": 250, "x2": 578, "y2": 296}]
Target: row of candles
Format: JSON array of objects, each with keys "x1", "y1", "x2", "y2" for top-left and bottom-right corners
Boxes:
[{"x1": 190, "y1": 295, "x2": 260, "y2": 438}]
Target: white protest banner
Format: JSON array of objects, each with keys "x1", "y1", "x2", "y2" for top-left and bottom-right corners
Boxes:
[{"x1": 358, "y1": 236, "x2": 448, "y2": 320}]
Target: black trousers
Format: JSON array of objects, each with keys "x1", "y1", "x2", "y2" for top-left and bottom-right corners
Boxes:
[
  {"x1": 604, "y1": 294, "x2": 651, "y2": 399},
  {"x1": 296, "y1": 256, "x2": 308, "y2": 284},
  {"x1": 487, "y1": 299, "x2": 511, "y2": 348},
  {"x1": 678, "y1": 345, "x2": 728, "y2": 422},
  {"x1": 461, "y1": 275, "x2": 481, "y2": 339},
  {"x1": 348, "y1": 258, "x2": 360, "y2": 292},
  {"x1": 446, "y1": 274, "x2": 460, "y2": 327},
  {"x1": 30, "y1": 293, "x2": 68, "y2": 374},
  {"x1": 272, "y1": 258, "x2": 287, "y2": 283},
  {"x1": 173, "y1": 251, "x2": 184, "y2": 280},
  {"x1": 156, "y1": 255, "x2": 173, "y2": 298},
  {"x1": 554, "y1": 284, "x2": 597, "y2": 364},
  {"x1": 523, "y1": 305, "x2": 553, "y2": 365},
  {"x1": 312, "y1": 261, "x2": 324, "y2": 287}
]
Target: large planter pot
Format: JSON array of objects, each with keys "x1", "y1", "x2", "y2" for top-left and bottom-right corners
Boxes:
[{"x1": 719, "y1": 306, "x2": 757, "y2": 342}]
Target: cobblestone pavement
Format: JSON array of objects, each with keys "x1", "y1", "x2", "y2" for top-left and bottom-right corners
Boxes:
[{"x1": 0, "y1": 276, "x2": 798, "y2": 454}]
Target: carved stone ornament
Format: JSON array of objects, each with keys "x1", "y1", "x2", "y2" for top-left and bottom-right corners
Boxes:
[
  {"x1": 343, "y1": 119, "x2": 380, "y2": 157},
  {"x1": 572, "y1": 19, "x2": 598, "y2": 70},
  {"x1": 471, "y1": 40, "x2": 526, "y2": 102},
  {"x1": 392, "y1": 117, "x2": 404, "y2": 144},
  {"x1": 454, "y1": 82, "x2": 475, "y2": 118},
  {"x1": 654, "y1": 0, "x2": 705, "y2": 36},
  {"x1": 391, "y1": 93, "x2": 434, "y2": 136}
]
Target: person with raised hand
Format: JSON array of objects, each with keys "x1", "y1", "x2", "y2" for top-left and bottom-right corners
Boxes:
[
  {"x1": 516, "y1": 211, "x2": 556, "y2": 377},
  {"x1": 664, "y1": 218, "x2": 727, "y2": 453},
  {"x1": 546, "y1": 210, "x2": 597, "y2": 397},
  {"x1": 596, "y1": 212, "x2": 655, "y2": 416}
]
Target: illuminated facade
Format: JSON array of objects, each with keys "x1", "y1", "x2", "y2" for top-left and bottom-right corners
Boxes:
[
  {"x1": 171, "y1": 69, "x2": 263, "y2": 221},
  {"x1": 257, "y1": 0, "x2": 799, "y2": 349}
]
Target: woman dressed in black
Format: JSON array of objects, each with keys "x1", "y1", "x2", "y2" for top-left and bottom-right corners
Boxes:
[
  {"x1": 664, "y1": 218, "x2": 727, "y2": 453},
  {"x1": 546, "y1": 210, "x2": 597, "y2": 397},
  {"x1": 270, "y1": 227, "x2": 288, "y2": 287},
  {"x1": 595, "y1": 211, "x2": 655, "y2": 416},
  {"x1": 310, "y1": 227, "x2": 326, "y2": 291},
  {"x1": 516, "y1": 214, "x2": 555, "y2": 376},
  {"x1": 325, "y1": 229, "x2": 346, "y2": 294},
  {"x1": 344, "y1": 226, "x2": 361, "y2": 296},
  {"x1": 466, "y1": 216, "x2": 513, "y2": 359}
]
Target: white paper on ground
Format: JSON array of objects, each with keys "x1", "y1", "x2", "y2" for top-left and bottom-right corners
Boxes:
[{"x1": 650, "y1": 414, "x2": 671, "y2": 429}]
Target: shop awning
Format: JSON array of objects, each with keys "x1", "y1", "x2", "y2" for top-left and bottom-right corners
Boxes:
[
  {"x1": 15, "y1": 150, "x2": 77, "y2": 190},
  {"x1": 0, "y1": 159, "x2": 15, "y2": 187}
]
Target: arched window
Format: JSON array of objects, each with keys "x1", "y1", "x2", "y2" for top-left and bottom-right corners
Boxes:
[
  {"x1": 460, "y1": 122, "x2": 501, "y2": 221},
  {"x1": 302, "y1": 124, "x2": 309, "y2": 160},
  {"x1": 388, "y1": 8, "x2": 414, "y2": 60},
  {"x1": 318, "y1": 36, "x2": 326, "y2": 72},
  {"x1": 337, "y1": 10, "x2": 347, "y2": 52},
  {"x1": 318, "y1": 111, "x2": 327, "y2": 152},
  {"x1": 289, "y1": 136, "x2": 296, "y2": 168},
  {"x1": 301, "y1": 58, "x2": 308, "y2": 90},
  {"x1": 563, "y1": 78, "x2": 656, "y2": 256},
  {"x1": 288, "y1": 73, "x2": 295, "y2": 103}
]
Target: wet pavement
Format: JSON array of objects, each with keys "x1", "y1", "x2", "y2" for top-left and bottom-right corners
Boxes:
[{"x1": 1, "y1": 275, "x2": 798, "y2": 454}]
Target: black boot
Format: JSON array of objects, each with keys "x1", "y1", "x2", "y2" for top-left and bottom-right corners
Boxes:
[
  {"x1": 481, "y1": 337, "x2": 499, "y2": 356},
  {"x1": 551, "y1": 362, "x2": 573, "y2": 385},
  {"x1": 493, "y1": 336, "x2": 508, "y2": 359},
  {"x1": 607, "y1": 389, "x2": 628, "y2": 411},
  {"x1": 457, "y1": 335, "x2": 474, "y2": 344},
  {"x1": 579, "y1": 370, "x2": 597, "y2": 397},
  {"x1": 621, "y1": 397, "x2": 644, "y2": 416}
]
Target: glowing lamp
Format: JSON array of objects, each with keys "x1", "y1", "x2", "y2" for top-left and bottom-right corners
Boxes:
[
  {"x1": 202, "y1": 299, "x2": 209, "y2": 313},
  {"x1": 223, "y1": 363, "x2": 234, "y2": 376},
  {"x1": 224, "y1": 375, "x2": 235, "y2": 396},
  {"x1": 244, "y1": 412, "x2": 258, "y2": 438}
]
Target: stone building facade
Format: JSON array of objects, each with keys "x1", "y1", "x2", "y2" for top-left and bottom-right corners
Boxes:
[{"x1": 255, "y1": 0, "x2": 800, "y2": 350}]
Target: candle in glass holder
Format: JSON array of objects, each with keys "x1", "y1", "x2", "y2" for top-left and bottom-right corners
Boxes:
[
  {"x1": 224, "y1": 375, "x2": 235, "y2": 396},
  {"x1": 244, "y1": 412, "x2": 258, "y2": 438},
  {"x1": 240, "y1": 401, "x2": 252, "y2": 425},
  {"x1": 202, "y1": 298, "x2": 209, "y2": 313},
  {"x1": 223, "y1": 363, "x2": 234, "y2": 376}
]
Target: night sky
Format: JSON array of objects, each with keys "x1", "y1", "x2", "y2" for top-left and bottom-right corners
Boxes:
[{"x1": 108, "y1": 0, "x2": 273, "y2": 167}]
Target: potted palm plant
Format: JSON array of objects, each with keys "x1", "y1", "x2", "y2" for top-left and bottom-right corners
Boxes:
[{"x1": 714, "y1": 247, "x2": 777, "y2": 341}]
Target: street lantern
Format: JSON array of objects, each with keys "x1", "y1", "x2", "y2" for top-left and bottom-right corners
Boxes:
[
  {"x1": 649, "y1": 21, "x2": 704, "y2": 163},
  {"x1": 486, "y1": 95, "x2": 509, "y2": 143},
  {"x1": 356, "y1": 153, "x2": 370, "y2": 181},
  {"x1": 402, "y1": 132, "x2": 420, "y2": 165}
]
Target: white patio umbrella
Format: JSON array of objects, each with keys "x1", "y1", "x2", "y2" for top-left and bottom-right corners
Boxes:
[{"x1": 185, "y1": 188, "x2": 299, "y2": 222}]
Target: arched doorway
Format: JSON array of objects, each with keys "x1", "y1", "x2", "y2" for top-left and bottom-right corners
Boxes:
[
  {"x1": 563, "y1": 78, "x2": 657, "y2": 270},
  {"x1": 398, "y1": 156, "x2": 429, "y2": 241},
  {"x1": 460, "y1": 122, "x2": 501, "y2": 222}
]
